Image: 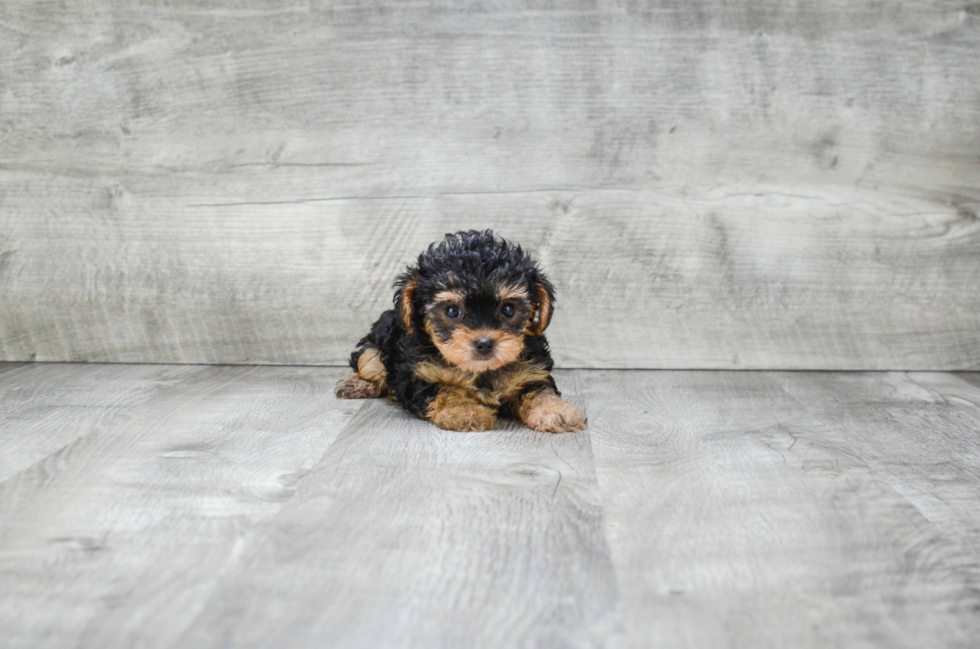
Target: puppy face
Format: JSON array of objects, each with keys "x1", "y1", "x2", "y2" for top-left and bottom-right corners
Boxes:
[
  {"x1": 394, "y1": 230, "x2": 555, "y2": 373},
  {"x1": 423, "y1": 283, "x2": 531, "y2": 372}
]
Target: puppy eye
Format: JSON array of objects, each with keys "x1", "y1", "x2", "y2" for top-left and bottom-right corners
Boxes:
[
  {"x1": 445, "y1": 305, "x2": 461, "y2": 319},
  {"x1": 501, "y1": 303, "x2": 515, "y2": 317}
]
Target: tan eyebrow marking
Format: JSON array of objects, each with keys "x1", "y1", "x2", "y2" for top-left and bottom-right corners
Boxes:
[
  {"x1": 433, "y1": 289, "x2": 466, "y2": 306},
  {"x1": 498, "y1": 285, "x2": 529, "y2": 301}
]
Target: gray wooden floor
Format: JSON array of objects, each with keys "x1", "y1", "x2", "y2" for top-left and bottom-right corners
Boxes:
[{"x1": 1, "y1": 363, "x2": 979, "y2": 648}]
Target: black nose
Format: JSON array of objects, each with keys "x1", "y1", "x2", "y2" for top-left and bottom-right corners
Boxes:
[{"x1": 473, "y1": 336, "x2": 494, "y2": 356}]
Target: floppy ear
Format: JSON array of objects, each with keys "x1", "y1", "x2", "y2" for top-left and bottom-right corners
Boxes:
[
  {"x1": 394, "y1": 271, "x2": 420, "y2": 333},
  {"x1": 529, "y1": 277, "x2": 555, "y2": 335}
]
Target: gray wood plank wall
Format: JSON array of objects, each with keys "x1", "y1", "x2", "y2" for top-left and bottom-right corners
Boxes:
[{"x1": 1, "y1": 1, "x2": 978, "y2": 369}]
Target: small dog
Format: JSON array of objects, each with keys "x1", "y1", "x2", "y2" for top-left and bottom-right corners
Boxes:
[{"x1": 335, "y1": 230, "x2": 587, "y2": 433}]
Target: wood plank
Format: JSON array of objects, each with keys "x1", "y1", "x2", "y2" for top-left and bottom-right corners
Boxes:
[
  {"x1": 585, "y1": 370, "x2": 980, "y2": 648},
  {"x1": 180, "y1": 371, "x2": 625, "y2": 648},
  {"x1": 776, "y1": 371, "x2": 980, "y2": 565},
  {"x1": 2, "y1": 365, "x2": 978, "y2": 646},
  {"x1": 0, "y1": 362, "x2": 28, "y2": 376},
  {"x1": 1, "y1": 184, "x2": 978, "y2": 369},
  {"x1": 952, "y1": 372, "x2": 980, "y2": 391},
  {"x1": 1, "y1": 1, "x2": 979, "y2": 368},
  {"x1": 0, "y1": 363, "x2": 200, "y2": 482},
  {"x1": 0, "y1": 365, "x2": 364, "y2": 649}
]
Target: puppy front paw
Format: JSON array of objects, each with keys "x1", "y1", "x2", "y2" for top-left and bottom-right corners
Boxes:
[
  {"x1": 429, "y1": 404, "x2": 497, "y2": 431},
  {"x1": 519, "y1": 391, "x2": 587, "y2": 433},
  {"x1": 427, "y1": 388, "x2": 497, "y2": 431},
  {"x1": 335, "y1": 373, "x2": 384, "y2": 399}
]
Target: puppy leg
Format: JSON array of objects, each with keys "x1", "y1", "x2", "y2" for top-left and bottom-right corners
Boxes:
[
  {"x1": 335, "y1": 373, "x2": 383, "y2": 399},
  {"x1": 335, "y1": 347, "x2": 388, "y2": 399},
  {"x1": 427, "y1": 387, "x2": 497, "y2": 432},
  {"x1": 356, "y1": 348, "x2": 388, "y2": 390},
  {"x1": 517, "y1": 388, "x2": 587, "y2": 433}
]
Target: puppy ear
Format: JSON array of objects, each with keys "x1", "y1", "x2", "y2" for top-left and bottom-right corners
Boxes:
[
  {"x1": 394, "y1": 271, "x2": 420, "y2": 333},
  {"x1": 529, "y1": 278, "x2": 555, "y2": 335}
]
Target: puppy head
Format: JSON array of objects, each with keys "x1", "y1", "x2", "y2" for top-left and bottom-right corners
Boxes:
[{"x1": 394, "y1": 230, "x2": 555, "y2": 373}]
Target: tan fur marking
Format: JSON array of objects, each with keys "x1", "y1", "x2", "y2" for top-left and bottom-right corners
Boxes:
[
  {"x1": 493, "y1": 362, "x2": 552, "y2": 403},
  {"x1": 414, "y1": 361, "x2": 500, "y2": 407},
  {"x1": 425, "y1": 321, "x2": 524, "y2": 373},
  {"x1": 357, "y1": 348, "x2": 388, "y2": 392},
  {"x1": 414, "y1": 360, "x2": 477, "y2": 390},
  {"x1": 518, "y1": 389, "x2": 587, "y2": 433},
  {"x1": 532, "y1": 283, "x2": 552, "y2": 335},
  {"x1": 498, "y1": 284, "x2": 529, "y2": 301},
  {"x1": 401, "y1": 276, "x2": 419, "y2": 333},
  {"x1": 433, "y1": 289, "x2": 466, "y2": 305},
  {"x1": 414, "y1": 359, "x2": 550, "y2": 409},
  {"x1": 427, "y1": 387, "x2": 497, "y2": 431},
  {"x1": 335, "y1": 373, "x2": 384, "y2": 399}
]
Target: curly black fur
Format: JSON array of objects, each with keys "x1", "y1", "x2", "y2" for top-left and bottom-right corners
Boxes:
[{"x1": 347, "y1": 230, "x2": 559, "y2": 419}]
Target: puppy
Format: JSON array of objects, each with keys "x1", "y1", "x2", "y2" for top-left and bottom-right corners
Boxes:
[{"x1": 335, "y1": 230, "x2": 587, "y2": 433}]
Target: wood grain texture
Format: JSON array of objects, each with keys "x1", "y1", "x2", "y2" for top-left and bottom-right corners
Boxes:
[
  {"x1": 0, "y1": 362, "x2": 28, "y2": 376},
  {"x1": 2, "y1": 365, "x2": 980, "y2": 646},
  {"x1": 1, "y1": 1, "x2": 979, "y2": 368},
  {"x1": 0, "y1": 362, "x2": 199, "y2": 482},
  {"x1": 182, "y1": 372, "x2": 625, "y2": 648},
  {"x1": 0, "y1": 364, "x2": 363, "y2": 649},
  {"x1": 585, "y1": 370, "x2": 980, "y2": 648}
]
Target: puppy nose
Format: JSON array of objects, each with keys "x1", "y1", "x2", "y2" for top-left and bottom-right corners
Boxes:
[{"x1": 473, "y1": 336, "x2": 495, "y2": 356}]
